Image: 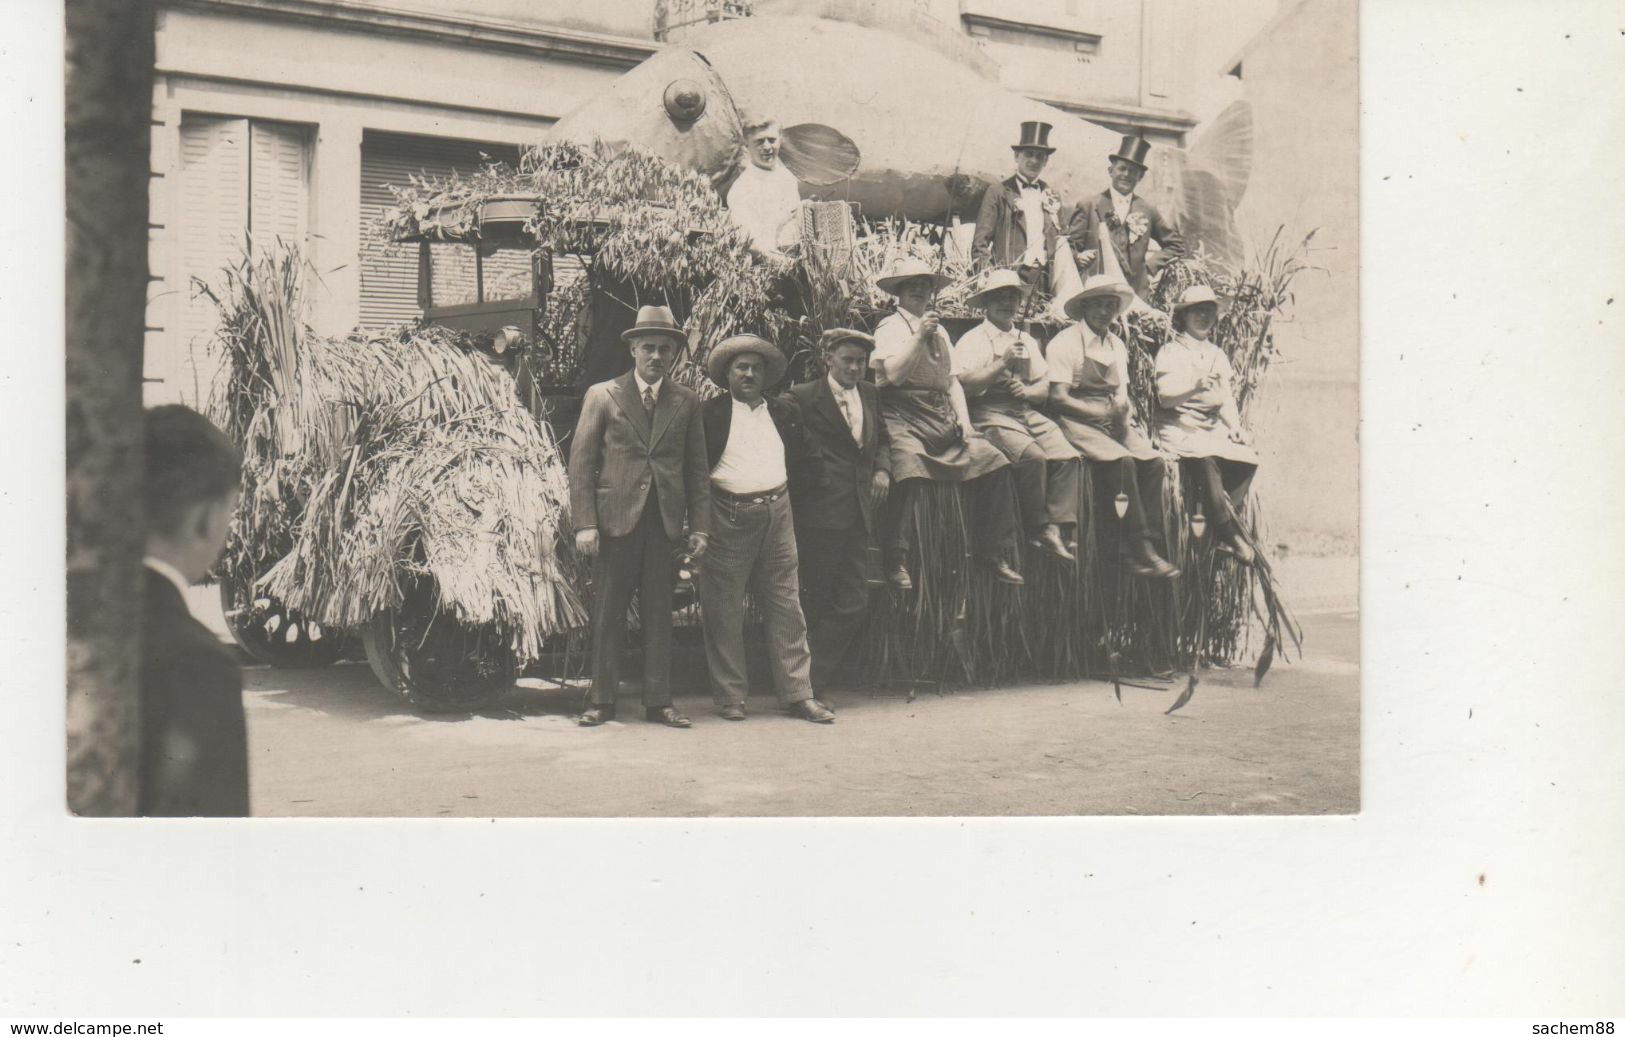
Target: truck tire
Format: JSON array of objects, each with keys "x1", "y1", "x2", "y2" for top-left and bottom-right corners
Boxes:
[
  {"x1": 361, "y1": 602, "x2": 515, "y2": 714},
  {"x1": 218, "y1": 573, "x2": 344, "y2": 668}
]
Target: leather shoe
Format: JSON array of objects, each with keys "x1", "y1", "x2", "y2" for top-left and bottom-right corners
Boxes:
[
  {"x1": 646, "y1": 705, "x2": 692, "y2": 728},
  {"x1": 988, "y1": 559, "x2": 1025, "y2": 585},
  {"x1": 887, "y1": 564, "x2": 913, "y2": 590},
  {"x1": 1218, "y1": 534, "x2": 1257, "y2": 566},
  {"x1": 718, "y1": 703, "x2": 746, "y2": 721},
  {"x1": 1037, "y1": 525, "x2": 1076, "y2": 561},
  {"x1": 1125, "y1": 550, "x2": 1180, "y2": 580},
  {"x1": 577, "y1": 704, "x2": 615, "y2": 726},
  {"x1": 788, "y1": 699, "x2": 835, "y2": 724}
]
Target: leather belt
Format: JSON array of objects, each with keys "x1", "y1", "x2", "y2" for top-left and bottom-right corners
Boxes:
[{"x1": 711, "y1": 482, "x2": 788, "y2": 505}]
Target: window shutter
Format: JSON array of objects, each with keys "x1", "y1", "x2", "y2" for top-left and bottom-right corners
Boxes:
[
  {"x1": 249, "y1": 120, "x2": 311, "y2": 253},
  {"x1": 170, "y1": 115, "x2": 249, "y2": 408}
]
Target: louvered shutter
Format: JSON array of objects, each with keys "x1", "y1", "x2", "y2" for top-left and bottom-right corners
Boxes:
[
  {"x1": 357, "y1": 131, "x2": 521, "y2": 330},
  {"x1": 248, "y1": 120, "x2": 310, "y2": 252},
  {"x1": 169, "y1": 115, "x2": 249, "y2": 407}
]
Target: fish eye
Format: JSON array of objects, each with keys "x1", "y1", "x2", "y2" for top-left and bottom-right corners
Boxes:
[{"x1": 663, "y1": 79, "x2": 706, "y2": 122}]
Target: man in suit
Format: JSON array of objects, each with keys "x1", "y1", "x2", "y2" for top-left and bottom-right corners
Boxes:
[
  {"x1": 971, "y1": 121, "x2": 1062, "y2": 291},
  {"x1": 1067, "y1": 135, "x2": 1186, "y2": 299},
  {"x1": 141, "y1": 404, "x2": 248, "y2": 816},
  {"x1": 788, "y1": 329, "x2": 891, "y2": 693},
  {"x1": 568, "y1": 305, "x2": 711, "y2": 728},
  {"x1": 698, "y1": 334, "x2": 834, "y2": 723}
]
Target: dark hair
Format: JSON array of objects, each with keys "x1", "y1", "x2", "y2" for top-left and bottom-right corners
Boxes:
[
  {"x1": 1172, "y1": 302, "x2": 1218, "y2": 334},
  {"x1": 144, "y1": 405, "x2": 241, "y2": 536}
]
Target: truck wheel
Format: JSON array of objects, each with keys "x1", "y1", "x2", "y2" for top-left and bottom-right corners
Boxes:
[
  {"x1": 219, "y1": 574, "x2": 344, "y2": 668},
  {"x1": 361, "y1": 603, "x2": 515, "y2": 714}
]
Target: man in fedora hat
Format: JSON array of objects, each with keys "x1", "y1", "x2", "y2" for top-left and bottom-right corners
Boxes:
[
  {"x1": 788, "y1": 328, "x2": 892, "y2": 693},
  {"x1": 971, "y1": 121, "x2": 1064, "y2": 291},
  {"x1": 1046, "y1": 274, "x2": 1179, "y2": 579},
  {"x1": 697, "y1": 334, "x2": 834, "y2": 723},
  {"x1": 1067, "y1": 135, "x2": 1186, "y2": 299},
  {"x1": 953, "y1": 269, "x2": 1080, "y2": 560},
  {"x1": 568, "y1": 304, "x2": 712, "y2": 728}
]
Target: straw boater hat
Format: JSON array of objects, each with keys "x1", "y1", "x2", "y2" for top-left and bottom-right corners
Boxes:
[
  {"x1": 707, "y1": 333, "x2": 787, "y2": 387},
  {"x1": 621, "y1": 304, "x2": 687, "y2": 346},
  {"x1": 965, "y1": 268, "x2": 1034, "y2": 309},
  {"x1": 1108, "y1": 135, "x2": 1152, "y2": 171},
  {"x1": 874, "y1": 257, "x2": 954, "y2": 296},
  {"x1": 819, "y1": 328, "x2": 876, "y2": 354},
  {"x1": 1171, "y1": 283, "x2": 1224, "y2": 317},
  {"x1": 1061, "y1": 273, "x2": 1135, "y2": 322}
]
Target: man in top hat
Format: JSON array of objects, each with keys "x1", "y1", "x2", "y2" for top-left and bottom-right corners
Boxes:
[
  {"x1": 952, "y1": 269, "x2": 1080, "y2": 560},
  {"x1": 725, "y1": 117, "x2": 803, "y2": 257},
  {"x1": 971, "y1": 121, "x2": 1064, "y2": 291},
  {"x1": 141, "y1": 404, "x2": 249, "y2": 816},
  {"x1": 788, "y1": 328, "x2": 892, "y2": 693},
  {"x1": 568, "y1": 304, "x2": 712, "y2": 728},
  {"x1": 698, "y1": 334, "x2": 834, "y2": 723},
  {"x1": 1067, "y1": 135, "x2": 1186, "y2": 299}
]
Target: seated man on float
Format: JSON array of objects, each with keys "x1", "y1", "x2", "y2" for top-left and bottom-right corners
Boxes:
[
  {"x1": 1154, "y1": 284, "x2": 1259, "y2": 565},
  {"x1": 870, "y1": 257, "x2": 1022, "y2": 590},
  {"x1": 952, "y1": 268, "x2": 1080, "y2": 560},
  {"x1": 724, "y1": 117, "x2": 803, "y2": 257},
  {"x1": 1045, "y1": 273, "x2": 1180, "y2": 579}
]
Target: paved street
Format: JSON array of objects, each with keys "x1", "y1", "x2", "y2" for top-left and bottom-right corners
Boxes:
[{"x1": 241, "y1": 607, "x2": 1359, "y2": 817}]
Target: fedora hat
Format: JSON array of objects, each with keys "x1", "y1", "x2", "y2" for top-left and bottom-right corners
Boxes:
[
  {"x1": 621, "y1": 304, "x2": 688, "y2": 346},
  {"x1": 819, "y1": 327, "x2": 876, "y2": 355},
  {"x1": 965, "y1": 268, "x2": 1034, "y2": 309},
  {"x1": 874, "y1": 256, "x2": 953, "y2": 296},
  {"x1": 707, "y1": 333, "x2": 787, "y2": 388},
  {"x1": 1012, "y1": 120, "x2": 1055, "y2": 154},
  {"x1": 1062, "y1": 273, "x2": 1135, "y2": 322},
  {"x1": 1171, "y1": 283, "x2": 1225, "y2": 316},
  {"x1": 1108, "y1": 135, "x2": 1152, "y2": 170}
]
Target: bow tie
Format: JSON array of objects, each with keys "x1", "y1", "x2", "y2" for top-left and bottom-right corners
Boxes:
[{"x1": 1017, "y1": 178, "x2": 1041, "y2": 192}]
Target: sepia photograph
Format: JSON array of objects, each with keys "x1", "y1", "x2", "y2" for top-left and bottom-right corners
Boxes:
[{"x1": 63, "y1": 0, "x2": 1359, "y2": 820}]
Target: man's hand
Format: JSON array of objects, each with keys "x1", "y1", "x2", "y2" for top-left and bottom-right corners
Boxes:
[
  {"x1": 869, "y1": 469, "x2": 891, "y2": 509},
  {"x1": 575, "y1": 528, "x2": 600, "y2": 559},
  {"x1": 920, "y1": 310, "x2": 942, "y2": 340},
  {"x1": 686, "y1": 532, "x2": 709, "y2": 560},
  {"x1": 1195, "y1": 373, "x2": 1221, "y2": 393},
  {"x1": 1228, "y1": 426, "x2": 1253, "y2": 446}
]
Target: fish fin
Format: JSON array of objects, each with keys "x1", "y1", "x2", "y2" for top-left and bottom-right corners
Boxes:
[{"x1": 779, "y1": 123, "x2": 862, "y2": 186}]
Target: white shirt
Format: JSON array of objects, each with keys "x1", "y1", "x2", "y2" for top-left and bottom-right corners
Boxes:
[
  {"x1": 143, "y1": 555, "x2": 191, "y2": 600},
  {"x1": 952, "y1": 320, "x2": 1048, "y2": 391},
  {"x1": 710, "y1": 397, "x2": 788, "y2": 494},
  {"x1": 1015, "y1": 181, "x2": 1049, "y2": 267},
  {"x1": 827, "y1": 373, "x2": 863, "y2": 443},
  {"x1": 632, "y1": 372, "x2": 663, "y2": 408},
  {"x1": 726, "y1": 161, "x2": 803, "y2": 254},
  {"x1": 1110, "y1": 187, "x2": 1135, "y2": 223}
]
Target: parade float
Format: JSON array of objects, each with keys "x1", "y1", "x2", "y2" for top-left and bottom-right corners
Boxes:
[{"x1": 207, "y1": 14, "x2": 1304, "y2": 713}]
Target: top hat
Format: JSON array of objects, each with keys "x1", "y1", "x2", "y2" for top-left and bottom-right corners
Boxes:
[
  {"x1": 874, "y1": 256, "x2": 954, "y2": 296},
  {"x1": 965, "y1": 268, "x2": 1034, "y2": 308},
  {"x1": 621, "y1": 305, "x2": 688, "y2": 346},
  {"x1": 707, "y1": 333, "x2": 787, "y2": 388},
  {"x1": 1013, "y1": 121, "x2": 1055, "y2": 154},
  {"x1": 1109, "y1": 135, "x2": 1152, "y2": 170},
  {"x1": 819, "y1": 327, "x2": 876, "y2": 355},
  {"x1": 1061, "y1": 273, "x2": 1135, "y2": 322}
]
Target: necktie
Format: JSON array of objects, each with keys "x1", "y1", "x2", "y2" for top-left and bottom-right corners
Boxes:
[
  {"x1": 642, "y1": 386, "x2": 657, "y2": 414},
  {"x1": 837, "y1": 391, "x2": 860, "y2": 443}
]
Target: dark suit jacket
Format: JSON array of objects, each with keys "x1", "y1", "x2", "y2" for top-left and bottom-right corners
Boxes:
[
  {"x1": 786, "y1": 377, "x2": 891, "y2": 534},
  {"x1": 139, "y1": 568, "x2": 249, "y2": 817},
  {"x1": 569, "y1": 372, "x2": 711, "y2": 540},
  {"x1": 971, "y1": 176, "x2": 1060, "y2": 285},
  {"x1": 1066, "y1": 190, "x2": 1186, "y2": 298},
  {"x1": 702, "y1": 392, "x2": 825, "y2": 492}
]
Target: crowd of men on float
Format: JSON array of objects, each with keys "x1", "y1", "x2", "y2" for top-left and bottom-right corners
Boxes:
[{"x1": 567, "y1": 123, "x2": 1262, "y2": 729}]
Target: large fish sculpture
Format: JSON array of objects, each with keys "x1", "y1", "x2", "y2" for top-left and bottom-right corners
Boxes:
[{"x1": 548, "y1": 16, "x2": 1252, "y2": 266}]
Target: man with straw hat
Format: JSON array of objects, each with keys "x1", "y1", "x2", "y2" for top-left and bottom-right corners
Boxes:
[
  {"x1": 1045, "y1": 273, "x2": 1180, "y2": 579},
  {"x1": 954, "y1": 268, "x2": 1081, "y2": 561},
  {"x1": 697, "y1": 333, "x2": 835, "y2": 723},
  {"x1": 1154, "y1": 283, "x2": 1260, "y2": 565},
  {"x1": 788, "y1": 328, "x2": 892, "y2": 694},
  {"x1": 568, "y1": 304, "x2": 712, "y2": 728},
  {"x1": 871, "y1": 257, "x2": 1022, "y2": 590},
  {"x1": 971, "y1": 121, "x2": 1064, "y2": 291},
  {"x1": 1066, "y1": 135, "x2": 1185, "y2": 299}
]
